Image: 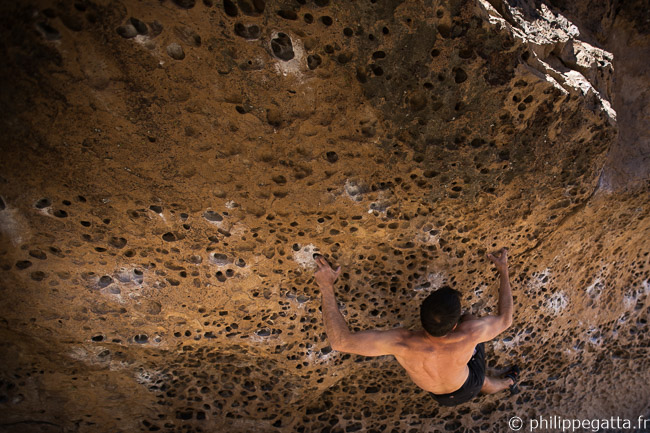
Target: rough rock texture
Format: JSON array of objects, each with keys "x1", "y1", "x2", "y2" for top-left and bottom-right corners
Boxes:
[
  {"x1": 543, "y1": 0, "x2": 650, "y2": 191},
  {"x1": 0, "y1": 0, "x2": 648, "y2": 432}
]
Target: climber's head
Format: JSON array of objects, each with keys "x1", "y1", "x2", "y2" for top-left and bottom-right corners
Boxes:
[{"x1": 420, "y1": 286, "x2": 461, "y2": 337}]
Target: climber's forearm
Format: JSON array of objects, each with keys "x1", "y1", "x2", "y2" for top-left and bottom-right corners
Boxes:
[
  {"x1": 320, "y1": 284, "x2": 352, "y2": 347},
  {"x1": 497, "y1": 268, "x2": 513, "y2": 325}
]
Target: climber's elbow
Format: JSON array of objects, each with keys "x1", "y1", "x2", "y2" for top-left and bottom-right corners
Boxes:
[{"x1": 503, "y1": 314, "x2": 513, "y2": 330}]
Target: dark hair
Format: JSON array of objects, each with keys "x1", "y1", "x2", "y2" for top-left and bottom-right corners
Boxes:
[{"x1": 420, "y1": 286, "x2": 461, "y2": 337}]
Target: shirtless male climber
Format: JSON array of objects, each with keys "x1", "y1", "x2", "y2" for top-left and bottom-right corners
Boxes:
[{"x1": 313, "y1": 248, "x2": 519, "y2": 406}]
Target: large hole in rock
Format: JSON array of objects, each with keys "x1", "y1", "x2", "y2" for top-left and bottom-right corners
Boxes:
[{"x1": 271, "y1": 33, "x2": 294, "y2": 61}]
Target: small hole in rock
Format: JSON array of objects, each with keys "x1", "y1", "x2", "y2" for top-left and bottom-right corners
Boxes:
[{"x1": 320, "y1": 16, "x2": 332, "y2": 26}]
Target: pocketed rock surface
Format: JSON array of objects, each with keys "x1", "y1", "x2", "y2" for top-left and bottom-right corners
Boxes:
[{"x1": 0, "y1": 0, "x2": 648, "y2": 432}]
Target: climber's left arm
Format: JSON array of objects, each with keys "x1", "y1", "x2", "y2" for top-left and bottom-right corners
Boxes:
[{"x1": 315, "y1": 254, "x2": 406, "y2": 356}]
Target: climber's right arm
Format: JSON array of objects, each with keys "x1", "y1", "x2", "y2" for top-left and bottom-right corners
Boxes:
[{"x1": 464, "y1": 248, "x2": 513, "y2": 343}]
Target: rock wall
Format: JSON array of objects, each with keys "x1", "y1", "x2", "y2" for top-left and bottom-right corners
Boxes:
[
  {"x1": 0, "y1": 0, "x2": 648, "y2": 432},
  {"x1": 543, "y1": 0, "x2": 650, "y2": 191}
]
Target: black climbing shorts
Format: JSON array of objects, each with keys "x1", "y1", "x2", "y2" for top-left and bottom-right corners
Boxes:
[{"x1": 429, "y1": 343, "x2": 486, "y2": 406}]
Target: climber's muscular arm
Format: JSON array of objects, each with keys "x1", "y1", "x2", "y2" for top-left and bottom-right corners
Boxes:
[
  {"x1": 314, "y1": 255, "x2": 406, "y2": 357},
  {"x1": 462, "y1": 248, "x2": 513, "y2": 343}
]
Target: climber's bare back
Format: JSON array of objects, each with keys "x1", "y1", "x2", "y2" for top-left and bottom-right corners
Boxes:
[{"x1": 376, "y1": 316, "x2": 492, "y2": 394}]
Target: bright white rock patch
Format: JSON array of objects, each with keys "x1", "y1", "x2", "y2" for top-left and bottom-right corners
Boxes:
[{"x1": 293, "y1": 244, "x2": 319, "y2": 269}]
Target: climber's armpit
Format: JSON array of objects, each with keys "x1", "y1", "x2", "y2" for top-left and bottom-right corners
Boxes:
[{"x1": 460, "y1": 314, "x2": 512, "y2": 344}]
